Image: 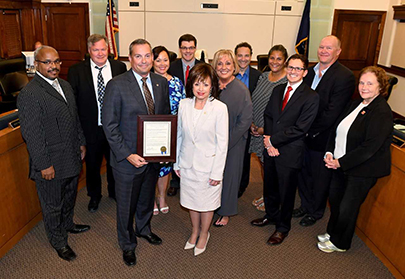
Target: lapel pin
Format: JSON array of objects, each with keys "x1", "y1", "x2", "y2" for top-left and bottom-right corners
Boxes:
[
  {"x1": 156, "y1": 84, "x2": 159, "y2": 87},
  {"x1": 361, "y1": 110, "x2": 366, "y2": 115}
]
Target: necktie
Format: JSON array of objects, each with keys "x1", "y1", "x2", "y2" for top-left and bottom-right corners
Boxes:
[
  {"x1": 141, "y1": 77, "x2": 155, "y2": 115},
  {"x1": 282, "y1": 86, "x2": 293, "y2": 111},
  {"x1": 95, "y1": 66, "x2": 106, "y2": 115},
  {"x1": 185, "y1": 65, "x2": 190, "y2": 85},
  {"x1": 52, "y1": 79, "x2": 66, "y2": 101}
]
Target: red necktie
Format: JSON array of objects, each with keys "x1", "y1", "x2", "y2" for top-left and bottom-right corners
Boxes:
[
  {"x1": 282, "y1": 86, "x2": 293, "y2": 111},
  {"x1": 185, "y1": 65, "x2": 190, "y2": 85}
]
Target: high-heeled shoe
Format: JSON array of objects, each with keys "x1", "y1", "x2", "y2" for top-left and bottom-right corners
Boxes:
[
  {"x1": 194, "y1": 232, "x2": 210, "y2": 256},
  {"x1": 184, "y1": 240, "x2": 196, "y2": 250}
]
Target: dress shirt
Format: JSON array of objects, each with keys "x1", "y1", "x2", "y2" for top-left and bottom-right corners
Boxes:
[
  {"x1": 311, "y1": 63, "x2": 330, "y2": 90},
  {"x1": 132, "y1": 70, "x2": 155, "y2": 105},
  {"x1": 268, "y1": 80, "x2": 303, "y2": 147},
  {"x1": 36, "y1": 71, "x2": 67, "y2": 102},
  {"x1": 236, "y1": 67, "x2": 250, "y2": 89},
  {"x1": 182, "y1": 59, "x2": 196, "y2": 81},
  {"x1": 90, "y1": 59, "x2": 112, "y2": 125}
]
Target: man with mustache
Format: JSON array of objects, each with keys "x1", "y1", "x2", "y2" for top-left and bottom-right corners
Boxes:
[{"x1": 17, "y1": 46, "x2": 89, "y2": 261}]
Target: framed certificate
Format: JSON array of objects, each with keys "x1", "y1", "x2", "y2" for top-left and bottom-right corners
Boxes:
[{"x1": 137, "y1": 115, "x2": 178, "y2": 162}]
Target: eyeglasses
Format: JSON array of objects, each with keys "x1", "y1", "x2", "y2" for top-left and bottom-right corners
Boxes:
[
  {"x1": 180, "y1": 47, "x2": 196, "y2": 51},
  {"x1": 36, "y1": 60, "x2": 62, "y2": 66},
  {"x1": 287, "y1": 66, "x2": 305, "y2": 72}
]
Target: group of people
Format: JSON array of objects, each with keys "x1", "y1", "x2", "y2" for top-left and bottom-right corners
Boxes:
[{"x1": 17, "y1": 32, "x2": 393, "y2": 267}]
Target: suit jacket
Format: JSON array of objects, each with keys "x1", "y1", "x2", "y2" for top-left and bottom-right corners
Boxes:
[
  {"x1": 248, "y1": 66, "x2": 261, "y2": 94},
  {"x1": 67, "y1": 57, "x2": 127, "y2": 144},
  {"x1": 304, "y1": 60, "x2": 355, "y2": 151},
  {"x1": 102, "y1": 70, "x2": 171, "y2": 174},
  {"x1": 168, "y1": 58, "x2": 203, "y2": 84},
  {"x1": 326, "y1": 95, "x2": 393, "y2": 177},
  {"x1": 264, "y1": 82, "x2": 319, "y2": 169},
  {"x1": 17, "y1": 74, "x2": 86, "y2": 180},
  {"x1": 173, "y1": 98, "x2": 229, "y2": 180}
]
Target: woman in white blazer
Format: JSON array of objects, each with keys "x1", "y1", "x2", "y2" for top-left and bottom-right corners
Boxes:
[{"x1": 174, "y1": 64, "x2": 229, "y2": 256}]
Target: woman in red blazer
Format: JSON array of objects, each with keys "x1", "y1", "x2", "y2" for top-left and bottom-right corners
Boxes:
[{"x1": 318, "y1": 66, "x2": 393, "y2": 253}]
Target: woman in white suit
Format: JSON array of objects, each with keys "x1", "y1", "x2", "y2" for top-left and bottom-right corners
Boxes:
[{"x1": 174, "y1": 63, "x2": 229, "y2": 256}]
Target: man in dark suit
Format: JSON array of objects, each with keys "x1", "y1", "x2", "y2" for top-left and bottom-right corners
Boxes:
[
  {"x1": 294, "y1": 35, "x2": 355, "y2": 227},
  {"x1": 234, "y1": 42, "x2": 261, "y2": 198},
  {"x1": 167, "y1": 33, "x2": 203, "y2": 196},
  {"x1": 68, "y1": 34, "x2": 127, "y2": 213},
  {"x1": 102, "y1": 39, "x2": 171, "y2": 266},
  {"x1": 250, "y1": 54, "x2": 319, "y2": 245},
  {"x1": 17, "y1": 46, "x2": 90, "y2": 261}
]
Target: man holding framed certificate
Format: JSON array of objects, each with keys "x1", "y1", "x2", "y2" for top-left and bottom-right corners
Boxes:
[{"x1": 102, "y1": 39, "x2": 171, "y2": 266}]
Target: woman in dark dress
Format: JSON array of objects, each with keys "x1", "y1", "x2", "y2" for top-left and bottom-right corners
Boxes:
[{"x1": 211, "y1": 49, "x2": 252, "y2": 227}]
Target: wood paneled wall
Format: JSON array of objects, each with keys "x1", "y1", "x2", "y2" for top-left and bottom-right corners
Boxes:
[
  {"x1": 356, "y1": 145, "x2": 405, "y2": 279},
  {"x1": 0, "y1": 125, "x2": 87, "y2": 258}
]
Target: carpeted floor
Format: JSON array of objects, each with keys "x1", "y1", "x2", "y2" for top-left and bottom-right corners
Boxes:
[{"x1": 0, "y1": 156, "x2": 394, "y2": 279}]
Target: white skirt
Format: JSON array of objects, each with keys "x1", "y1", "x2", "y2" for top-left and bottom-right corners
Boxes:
[{"x1": 180, "y1": 168, "x2": 222, "y2": 212}]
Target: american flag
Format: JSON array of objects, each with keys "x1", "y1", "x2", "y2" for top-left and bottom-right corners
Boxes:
[{"x1": 105, "y1": 0, "x2": 119, "y2": 59}]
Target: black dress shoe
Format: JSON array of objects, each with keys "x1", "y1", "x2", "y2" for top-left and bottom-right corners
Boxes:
[
  {"x1": 88, "y1": 197, "x2": 101, "y2": 212},
  {"x1": 250, "y1": 217, "x2": 275, "y2": 227},
  {"x1": 267, "y1": 231, "x2": 288, "y2": 245},
  {"x1": 292, "y1": 207, "x2": 307, "y2": 218},
  {"x1": 56, "y1": 245, "x2": 76, "y2": 261},
  {"x1": 67, "y1": 224, "x2": 90, "y2": 234},
  {"x1": 135, "y1": 232, "x2": 162, "y2": 245},
  {"x1": 167, "y1": 187, "x2": 178, "y2": 196},
  {"x1": 299, "y1": 215, "x2": 317, "y2": 227},
  {"x1": 123, "y1": 250, "x2": 136, "y2": 266}
]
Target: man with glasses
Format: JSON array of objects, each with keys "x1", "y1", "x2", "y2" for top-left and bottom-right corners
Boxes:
[
  {"x1": 167, "y1": 33, "x2": 204, "y2": 196},
  {"x1": 294, "y1": 35, "x2": 355, "y2": 227},
  {"x1": 68, "y1": 34, "x2": 127, "y2": 213},
  {"x1": 252, "y1": 54, "x2": 319, "y2": 245},
  {"x1": 17, "y1": 46, "x2": 89, "y2": 261}
]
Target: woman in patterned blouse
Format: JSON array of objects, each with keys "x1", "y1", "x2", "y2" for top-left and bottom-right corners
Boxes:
[
  {"x1": 249, "y1": 45, "x2": 288, "y2": 212},
  {"x1": 152, "y1": 45, "x2": 186, "y2": 215}
]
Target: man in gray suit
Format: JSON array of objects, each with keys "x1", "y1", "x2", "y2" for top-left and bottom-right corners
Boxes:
[
  {"x1": 17, "y1": 46, "x2": 89, "y2": 261},
  {"x1": 102, "y1": 39, "x2": 170, "y2": 266}
]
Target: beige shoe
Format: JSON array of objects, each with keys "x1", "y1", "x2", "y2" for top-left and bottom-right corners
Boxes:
[
  {"x1": 252, "y1": 196, "x2": 264, "y2": 207},
  {"x1": 256, "y1": 202, "x2": 265, "y2": 212},
  {"x1": 194, "y1": 233, "x2": 210, "y2": 256},
  {"x1": 184, "y1": 240, "x2": 195, "y2": 250}
]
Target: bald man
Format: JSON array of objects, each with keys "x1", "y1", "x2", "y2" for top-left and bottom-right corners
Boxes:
[
  {"x1": 294, "y1": 36, "x2": 356, "y2": 226},
  {"x1": 17, "y1": 46, "x2": 90, "y2": 261}
]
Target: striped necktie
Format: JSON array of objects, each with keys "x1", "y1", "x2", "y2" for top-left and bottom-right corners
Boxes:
[{"x1": 141, "y1": 77, "x2": 155, "y2": 114}]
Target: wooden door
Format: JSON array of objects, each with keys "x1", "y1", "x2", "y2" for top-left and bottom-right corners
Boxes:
[
  {"x1": 332, "y1": 10, "x2": 386, "y2": 79},
  {"x1": 0, "y1": 10, "x2": 23, "y2": 58},
  {"x1": 42, "y1": 3, "x2": 90, "y2": 80}
]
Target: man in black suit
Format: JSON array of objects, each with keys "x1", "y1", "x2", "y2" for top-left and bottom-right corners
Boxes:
[
  {"x1": 250, "y1": 54, "x2": 319, "y2": 245},
  {"x1": 234, "y1": 42, "x2": 261, "y2": 198},
  {"x1": 294, "y1": 35, "x2": 355, "y2": 227},
  {"x1": 102, "y1": 39, "x2": 171, "y2": 266},
  {"x1": 68, "y1": 34, "x2": 127, "y2": 213},
  {"x1": 167, "y1": 33, "x2": 203, "y2": 196},
  {"x1": 17, "y1": 46, "x2": 90, "y2": 261}
]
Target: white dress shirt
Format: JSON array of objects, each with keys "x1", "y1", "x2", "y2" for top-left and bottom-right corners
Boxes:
[
  {"x1": 132, "y1": 70, "x2": 155, "y2": 104},
  {"x1": 90, "y1": 59, "x2": 112, "y2": 126},
  {"x1": 36, "y1": 71, "x2": 67, "y2": 102}
]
